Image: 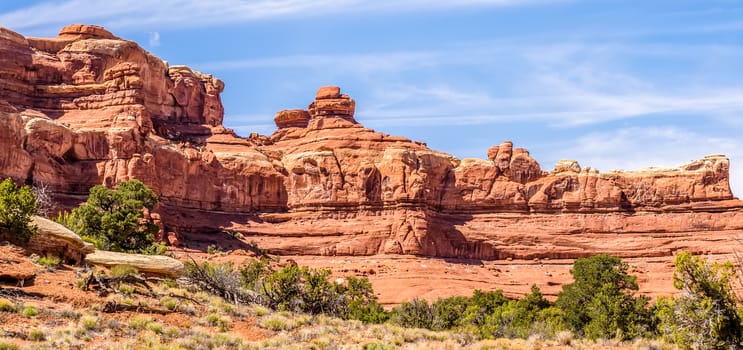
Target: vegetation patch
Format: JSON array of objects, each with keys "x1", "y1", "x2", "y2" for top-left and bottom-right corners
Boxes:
[
  {"x1": 56, "y1": 179, "x2": 161, "y2": 254},
  {"x1": 0, "y1": 178, "x2": 37, "y2": 245}
]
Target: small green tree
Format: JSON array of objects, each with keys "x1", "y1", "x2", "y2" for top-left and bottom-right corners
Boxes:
[
  {"x1": 343, "y1": 276, "x2": 388, "y2": 323},
  {"x1": 262, "y1": 264, "x2": 303, "y2": 311},
  {"x1": 300, "y1": 267, "x2": 340, "y2": 315},
  {"x1": 555, "y1": 254, "x2": 651, "y2": 340},
  {"x1": 461, "y1": 289, "x2": 510, "y2": 328},
  {"x1": 479, "y1": 285, "x2": 555, "y2": 339},
  {"x1": 657, "y1": 252, "x2": 742, "y2": 349},
  {"x1": 391, "y1": 298, "x2": 434, "y2": 329},
  {"x1": 431, "y1": 295, "x2": 470, "y2": 330},
  {"x1": 57, "y1": 179, "x2": 159, "y2": 253},
  {"x1": 0, "y1": 178, "x2": 37, "y2": 244}
]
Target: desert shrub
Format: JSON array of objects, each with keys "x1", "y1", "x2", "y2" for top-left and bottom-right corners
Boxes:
[
  {"x1": 460, "y1": 289, "x2": 510, "y2": 328},
  {"x1": 118, "y1": 284, "x2": 135, "y2": 295},
  {"x1": 184, "y1": 261, "x2": 255, "y2": 304},
  {"x1": 555, "y1": 254, "x2": 652, "y2": 340},
  {"x1": 257, "y1": 313, "x2": 308, "y2": 332},
  {"x1": 205, "y1": 313, "x2": 221, "y2": 326},
  {"x1": 147, "y1": 322, "x2": 163, "y2": 334},
  {"x1": 250, "y1": 304, "x2": 270, "y2": 316},
  {"x1": 342, "y1": 276, "x2": 388, "y2": 323},
  {"x1": 164, "y1": 326, "x2": 181, "y2": 338},
  {"x1": 481, "y1": 285, "x2": 555, "y2": 339},
  {"x1": 80, "y1": 315, "x2": 98, "y2": 331},
  {"x1": 0, "y1": 298, "x2": 16, "y2": 312},
  {"x1": 206, "y1": 245, "x2": 223, "y2": 254},
  {"x1": 0, "y1": 341, "x2": 19, "y2": 350},
  {"x1": 363, "y1": 342, "x2": 394, "y2": 350},
  {"x1": 56, "y1": 179, "x2": 159, "y2": 253},
  {"x1": 204, "y1": 314, "x2": 230, "y2": 331},
  {"x1": 60, "y1": 308, "x2": 81, "y2": 320},
  {"x1": 391, "y1": 298, "x2": 434, "y2": 329},
  {"x1": 656, "y1": 251, "x2": 742, "y2": 349},
  {"x1": 140, "y1": 242, "x2": 168, "y2": 256},
  {"x1": 128, "y1": 316, "x2": 150, "y2": 330},
  {"x1": 258, "y1": 315, "x2": 290, "y2": 331},
  {"x1": 0, "y1": 178, "x2": 37, "y2": 244},
  {"x1": 106, "y1": 318, "x2": 121, "y2": 330},
  {"x1": 22, "y1": 305, "x2": 38, "y2": 318},
  {"x1": 109, "y1": 264, "x2": 139, "y2": 277},
  {"x1": 37, "y1": 254, "x2": 60, "y2": 268},
  {"x1": 298, "y1": 267, "x2": 340, "y2": 314},
  {"x1": 262, "y1": 265, "x2": 349, "y2": 316},
  {"x1": 160, "y1": 297, "x2": 178, "y2": 311},
  {"x1": 188, "y1": 259, "x2": 386, "y2": 321},
  {"x1": 430, "y1": 295, "x2": 469, "y2": 331},
  {"x1": 262, "y1": 264, "x2": 303, "y2": 311},
  {"x1": 240, "y1": 258, "x2": 272, "y2": 290},
  {"x1": 27, "y1": 329, "x2": 44, "y2": 342}
]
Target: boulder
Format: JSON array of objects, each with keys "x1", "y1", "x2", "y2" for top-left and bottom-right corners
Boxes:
[
  {"x1": 85, "y1": 250, "x2": 184, "y2": 278},
  {"x1": 0, "y1": 245, "x2": 36, "y2": 284},
  {"x1": 26, "y1": 216, "x2": 93, "y2": 264},
  {"x1": 57, "y1": 24, "x2": 118, "y2": 40},
  {"x1": 274, "y1": 109, "x2": 310, "y2": 129},
  {"x1": 315, "y1": 86, "x2": 341, "y2": 99}
]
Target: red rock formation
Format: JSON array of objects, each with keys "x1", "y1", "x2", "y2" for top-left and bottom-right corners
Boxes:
[
  {"x1": 274, "y1": 109, "x2": 310, "y2": 129},
  {"x1": 1, "y1": 24, "x2": 742, "y2": 267},
  {"x1": 307, "y1": 86, "x2": 356, "y2": 123}
]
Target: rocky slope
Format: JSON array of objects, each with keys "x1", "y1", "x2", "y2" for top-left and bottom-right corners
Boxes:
[{"x1": 1, "y1": 24, "x2": 742, "y2": 267}]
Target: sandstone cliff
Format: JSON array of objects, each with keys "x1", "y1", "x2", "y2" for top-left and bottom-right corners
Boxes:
[{"x1": 1, "y1": 25, "x2": 741, "y2": 261}]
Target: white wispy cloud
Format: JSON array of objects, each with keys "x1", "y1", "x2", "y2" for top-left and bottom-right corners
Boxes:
[
  {"x1": 196, "y1": 51, "x2": 445, "y2": 74},
  {"x1": 205, "y1": 40, "x2": 743, "y2": 128},
  {"x1": 355, "y1": 84, "x2": 743, "y2": 128},
  {"x1": 148, "y1": 31, "x2": 160, "y2": 47},
  {"x1": 0, "y1": 0, "x2": 557, "y2": 35}
]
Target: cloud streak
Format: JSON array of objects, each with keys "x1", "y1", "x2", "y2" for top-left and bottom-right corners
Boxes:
[
  {"x1": 148, "y1": 31, "x2": 160, "y2": 47},
  {"x1": 0, "y1": 0, "x2": 556, "y2": 34},
  {"x1": 204, "y1": 41, "x2": 743, "y2": 129}
]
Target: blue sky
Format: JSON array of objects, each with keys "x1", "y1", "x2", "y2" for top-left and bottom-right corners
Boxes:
[{"x1": 2, "y1": 0, "x2": 743, "y2": 195}]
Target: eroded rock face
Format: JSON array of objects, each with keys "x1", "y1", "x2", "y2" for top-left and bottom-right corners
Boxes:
[
  {"x1": 1, "y1": 25, "x2": 742, "y2": 262},
  {"x1": 307, "y1": 86, "x2": 356, "y2": 122}
]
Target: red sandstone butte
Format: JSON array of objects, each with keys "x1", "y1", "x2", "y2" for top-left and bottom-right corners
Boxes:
[{"x1": 1, "y1": 24, "x2": 742, "y2": 280}]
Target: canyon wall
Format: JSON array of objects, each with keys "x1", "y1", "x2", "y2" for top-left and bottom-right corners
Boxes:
[{"x1": 1, "y1": 25, "x2": 742, "y2": 261}]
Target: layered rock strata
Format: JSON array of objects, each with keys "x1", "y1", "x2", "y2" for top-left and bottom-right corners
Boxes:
[{"x1": 1, "y1": 24, "x2": 742, "y2": 263}]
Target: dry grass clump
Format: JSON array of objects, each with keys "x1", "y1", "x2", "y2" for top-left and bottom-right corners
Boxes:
[
  {"x1": 0, "y1": 298, "x2": 16, "y2": 312},
  {"x1": 79, "y1": 315, "x2": 99, "y2": 331},
  {"x1": 0, "y1": 340, "x2": 20, "y2": 350},
  {"x1": 257, "y1": 313, "x2": 310, "y2": 332},
  {"x1": 21, "y1": 305, "x2": 38, "y2": 318}
]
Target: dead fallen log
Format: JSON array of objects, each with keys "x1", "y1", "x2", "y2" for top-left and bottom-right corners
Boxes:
[
  {"x1": 102, "y1": 300, "x2": 172, "y2": 315},
  {"x1": 83, "y1": 271, "x2": 155, "y2": 296}
]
